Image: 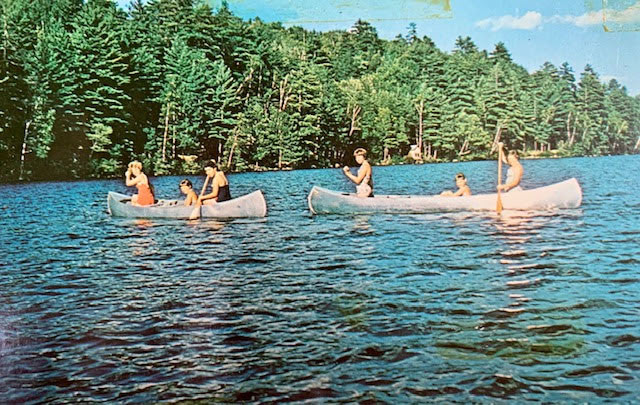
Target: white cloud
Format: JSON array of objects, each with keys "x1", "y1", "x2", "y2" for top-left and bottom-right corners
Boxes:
[
  {"x1": 475, "y1": 11, "x2": 542, "y2": 31},
  {"x1": 549, "y1": 2, "x2": 640, "y2": 27},
  {"x1": 548, "y1": 11, "x2": 602, "y2": 27},
  {"x1": 477, "y1": 2, "x2": 640, "y2": 31}
]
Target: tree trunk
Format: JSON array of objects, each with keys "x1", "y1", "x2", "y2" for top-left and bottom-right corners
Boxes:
[
  {"x1": 566, "y1": 112, "x2": 573, "y2": 145},
  {"x1": 348, "y1": 105, "x2": 361, "y2": 137},
  {"x1": 172, "y1": 112, "x2": 176, "y2": 159},
  {"x1": 162, "y1": 103, "x2": 171, "y2": 162},
  {"x1": 415, "y1": 100, "x2": 424, "y2": 157},
  {"x1": 279, "y1": 75, "x2": 290, "y2": 111},
  {"x1": 458, "y1": 139, "x2": 469, "y2": 156},
  {"x1": 227, "y1": 131, "x2": 238, "y2": 168},
  {"x1": 2, "y1": 2, "x2": 9, "y2": 61},
  {"x1": 19, "y1": 120, "x2": 31, "y2": 181}
]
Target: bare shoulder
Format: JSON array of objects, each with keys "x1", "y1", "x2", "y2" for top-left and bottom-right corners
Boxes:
[{"x1": 215, "y1": 171, "x2": 228, "y2": 185}]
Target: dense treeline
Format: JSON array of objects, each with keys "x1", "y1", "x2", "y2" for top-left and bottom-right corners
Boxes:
[{"x1": 1, "y1": 0, "x2": 639, "y2": 181}]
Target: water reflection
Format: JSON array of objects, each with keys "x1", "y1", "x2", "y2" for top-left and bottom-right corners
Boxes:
[
  {"x1": 1, "y1": 156, "x2": 638, "y2": 403},
  {"x1": 351, "y1": 215, "x2": 372, "y2": 234}
]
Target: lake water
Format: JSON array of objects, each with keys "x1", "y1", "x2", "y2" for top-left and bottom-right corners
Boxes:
[{"x1": 1, "y1": 155, "x2": 639, "y2": 403}]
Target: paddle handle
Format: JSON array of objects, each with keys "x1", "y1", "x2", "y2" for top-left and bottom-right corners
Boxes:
[
  {"x1": 497, "y1": 142, "x2": 503, "y2": 213},
  {"x1": 189, "y1": 176, "x2": 211, "y2": 220}
]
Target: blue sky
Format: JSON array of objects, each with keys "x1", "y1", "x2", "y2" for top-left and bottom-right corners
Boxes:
[{"x1": 117, "y1": 0, "x2": 640, "y2": 95}]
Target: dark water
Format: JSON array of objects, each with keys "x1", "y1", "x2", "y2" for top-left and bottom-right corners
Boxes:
[{"x1": 1, "y1": 155, "x2": 639, "y2": 403}]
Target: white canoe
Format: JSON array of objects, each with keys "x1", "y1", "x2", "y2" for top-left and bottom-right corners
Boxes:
[
  {"x1": 107, "y1": 190, "x2": 267, "y2": 219},
  {"x1": 307, "y1": 178, "x2": 582, "y2": 215}
]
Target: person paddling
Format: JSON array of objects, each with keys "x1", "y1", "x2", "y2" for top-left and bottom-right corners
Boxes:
[
  {"x1": 497, "y1": 145, "x2": 523, "y2": 192},
  {"x1": 343, "y1": 148, "x2": 373, "y2": 197},
  {"x1": 125, "y1": 161, "x2": 154, "y2": 206},
  {"x1": 197, "y1": 160, "x2": 231, "y2": 205},
  {"x1": 440, "y1": 172, "x2": 472, "y2": 197}
]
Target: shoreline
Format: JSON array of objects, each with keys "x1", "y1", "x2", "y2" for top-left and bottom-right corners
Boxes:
[{"x1": 1, "y1": 153, "x2": 636, "y2": 185}]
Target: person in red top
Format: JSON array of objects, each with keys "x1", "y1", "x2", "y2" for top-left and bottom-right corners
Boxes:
[{"x1": 125, "y1": 161, "x2": 154, "y2": 206}]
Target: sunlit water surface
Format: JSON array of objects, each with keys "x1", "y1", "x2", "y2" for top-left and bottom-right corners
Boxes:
[{"x1": 1, "y1": 155, "x2": 639, "y2": 403}]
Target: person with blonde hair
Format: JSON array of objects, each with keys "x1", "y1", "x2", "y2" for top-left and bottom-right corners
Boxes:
[
  {"x1": 440, "y1": 172, "x2": 472, "y2": 197},
  {"x1": 343, "y1": 147, "x2": 373, "y2": 197},
  {"x1": 125, "y1": 161, "x2": 154, "y2": 206}
]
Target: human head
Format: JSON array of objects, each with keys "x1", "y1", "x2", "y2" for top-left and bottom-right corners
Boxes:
[
  {"x1": 203, "y1": 159, "x2": 217, "y2": 177},
  {"x1": 507, "y1": 149, "x2": 519, "y2": 164},
  {"x1": 179, "y1": 179, "x2": 193, "y2": 193},
  {"x1": 128, "y1": 160, "x2": 142, "y2": 175},
  {"x1": 353, "y1": 148, "x2": 367, "y2": 164},
  {"x1": 455, "y1": 172, "x2": 467, "y2": 186}
]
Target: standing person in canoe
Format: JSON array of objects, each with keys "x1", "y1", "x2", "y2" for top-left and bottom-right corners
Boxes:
[
  {"x1": 343, "y1": 148, "x2": 373, "y2": 197},
  {"x1": 197, "y1": 160, "x2": 232, "y2": 205},
  {"x1": 497, "y1": 145, "x2": 524, "y2": 192},
  {"x1": 125, "y1": 161, "x2": 155, "y2": 206},
  {"x1": 440, "y1": 173, "x2": 472, "y2": 197}
]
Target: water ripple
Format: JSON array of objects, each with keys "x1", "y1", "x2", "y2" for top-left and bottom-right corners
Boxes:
[{"x1": 1, "y1": 156, "x2": 639, "y2": 402}]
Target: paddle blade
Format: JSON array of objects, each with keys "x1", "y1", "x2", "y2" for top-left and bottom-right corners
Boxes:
[{"x1": 496, "y1": 192, "x2": 503, "y2": 213}]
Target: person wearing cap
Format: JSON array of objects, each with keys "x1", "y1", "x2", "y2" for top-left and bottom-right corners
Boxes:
[
  {"x1": 343, "y1": 148, "x2": 373, "y2": 197},
  {"x1": 497, "y1": 145, "x2": 523, "y2": 192},
  {"x1": 440, "y1": 172, "x2": 472, "y2": 197}
]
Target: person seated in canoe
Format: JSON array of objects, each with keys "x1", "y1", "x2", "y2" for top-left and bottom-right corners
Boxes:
[
  {"x1": 125, "y1": 160, "x2": 155, "y2": 206},
  {"x1": 197, "y1": 160, "x2": 231, "y2": 205},
  {"x1": 343, "y1": 148, "x2": 373, "y2": 197},
  {"x1": 497, "y1": 146, "x2": 524, "y2": 192},
  {"x1": 440, "y1": 172, "x2": 472, "y2": 197},
  {"x1": 179, "y1": 179, "x2": 198, "y2": 206}
]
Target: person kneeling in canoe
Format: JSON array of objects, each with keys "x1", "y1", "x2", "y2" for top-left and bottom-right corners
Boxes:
[
  {"x1": 441, "y1": 172, "x2": 472, "y2": 197},
  {"x1": 497, "y1": 146, "x2": 523, "y2": 192},
  {"x1": 197, "y1": 160, "x2": 231, "y2": 205},
  {"x1": 125, "y1": 160, "x2": 155, "y2": 206},
  {"x1": 343, "y1": 148, "x2": 373, "y2": 197},
  {"x1": 179, "y1": 179, "x2": 198, "y2": 206}
]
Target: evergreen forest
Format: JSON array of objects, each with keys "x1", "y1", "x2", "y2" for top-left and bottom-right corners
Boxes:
[{"x1": 1, "y1": 0, "x2": 639, "y2": 181}]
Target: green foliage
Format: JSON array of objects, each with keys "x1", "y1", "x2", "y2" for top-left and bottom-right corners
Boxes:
[{"x1": 1, "y1": 0, "x2": 638, "y2": 182}]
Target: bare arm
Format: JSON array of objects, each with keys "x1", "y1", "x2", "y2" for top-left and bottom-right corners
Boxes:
[
  {"x1": 343, "y1": 162, "x2": 370, "y2": 185},
  {"x1": 452, "y1": 187, "x2": 465, "y2": 197},
  {"x1": 184, "y1": 191, "x2": 197, "y2": 206},
  {"x1": 200, "y1": 183, "x2": 219, "y2": 201},
  {"x1": 125, "y1": 173, "x2": 145, "y2": 187},
  {"x1": 199, "y1": 174, "x2": 222, "y2": 201},
  {"x1": 453, "y1": 185, "x2": 471, "y2": 196},
  {"x1": 501, "y1": 165, "x2": 523, "y2": 190}
]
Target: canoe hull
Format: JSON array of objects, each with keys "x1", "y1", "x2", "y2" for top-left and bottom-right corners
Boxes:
[
  {"x1": 307, "y1": 178, "x2": 582, "y2": 215},
  {"x1": 107, "y1": 190, "x2": 267, "y2": 219}
]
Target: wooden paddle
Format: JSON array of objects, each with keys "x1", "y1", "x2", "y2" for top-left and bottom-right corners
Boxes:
[
  {"x1": 496, "y1": 142, "x2": 504, "y2": 214},
  {"x1": 189, "y1": 176, "x2": 210, "y2": 220}
]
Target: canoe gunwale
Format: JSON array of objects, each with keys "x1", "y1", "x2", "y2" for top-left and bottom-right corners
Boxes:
[
  {"x1": 308, "y1": 178, "x2": 582, "y2": 215},
  {"x1": 107, "y1": 190, "x2": 267, "y2": 219}
]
